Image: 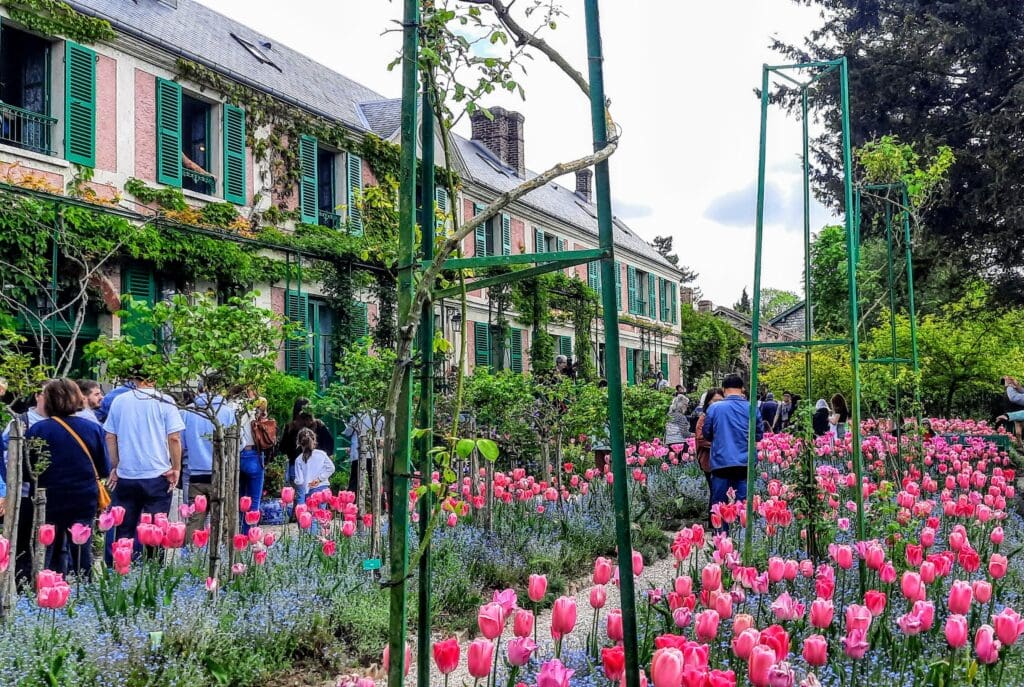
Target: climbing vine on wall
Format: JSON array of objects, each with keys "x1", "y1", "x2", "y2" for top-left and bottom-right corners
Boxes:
[
  {"x1": 1, "y1": 0, "x2": 116, "y2": 44},
  {"x1": 511, "y1": 272, "x2": 599, "y2": 378}
]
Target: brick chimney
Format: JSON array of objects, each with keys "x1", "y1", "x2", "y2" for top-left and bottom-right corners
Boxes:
[
  {"x1": 679, "y1": 286, "x2": 694, "y2": 306},
  {"x1": 697, "y1": 299, "x2": 713, "y2": 314},
  {"x1": 470, "y1": 106, "x2": 525, "y2": 178},
  {"x1": 575, "y1": 169, "x2": 593, "y2": 202}
]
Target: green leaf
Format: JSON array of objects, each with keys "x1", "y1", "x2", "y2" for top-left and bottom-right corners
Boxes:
[
  {"x1": 476, "y1": 438, "x2": 499, "y2": 462},
  {"x1": 456, "y1": 438, "x2": 476, "y2": 459}
]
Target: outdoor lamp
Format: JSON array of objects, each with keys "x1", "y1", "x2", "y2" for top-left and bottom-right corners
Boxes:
[{"x1": 450, "y1": 310, "x2": 462, "y2": 332}]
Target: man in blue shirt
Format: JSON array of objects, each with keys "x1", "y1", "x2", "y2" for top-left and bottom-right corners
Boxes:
[
  {"x1": 702, "y1": 374, "x2": 764, "y2": 520},
  {"x1": 181, "y1": 392, "x2": 235, "y2": 538}
]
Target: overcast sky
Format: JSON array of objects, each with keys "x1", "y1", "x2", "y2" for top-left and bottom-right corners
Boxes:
[{"x1": 199, "y1": 0, "x2": 835, "y2": 306}]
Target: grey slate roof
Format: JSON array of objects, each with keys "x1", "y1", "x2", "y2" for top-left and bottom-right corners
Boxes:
[
  {"x1": 67, "y1": 0, "x2": 386, "y2": 130},
  {"x1": 65, "y1": 0, "x2": 677, "y2": 273},
  {"x1": 768, "y1": 300, "x2": 806, "y2": 326}
]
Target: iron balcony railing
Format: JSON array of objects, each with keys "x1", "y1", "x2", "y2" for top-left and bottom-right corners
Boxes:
[
  {"x1": 317, "y1": 209, "x2": 343, "y2": 230},
  {"x1": 0, "y1": 103, "x2": 56, "y2": 156},
  {"x1": 183, "y1": 169, "x2": 217, "y2": 196}
]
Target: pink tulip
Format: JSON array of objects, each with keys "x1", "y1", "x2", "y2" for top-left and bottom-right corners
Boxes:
[
  {"x1": 193, "y1": 494, "x2": 207, "y2": 513},
  {"x1": 803, "y1": 634, "x2": 827, "y2": 666},
  {"x1": 513, "y1": 608, "x2": 534, "y2": 638},
  {"x1": 37, "y1": 578, "x2": 70, "y2": 609},
  {"x1": 478, "y1": 602, "x2": 505, "y2": 640},
  {"x1": 0, "y1": 537, "x2": 10, "y2": 573},
  {"x1": 650, "y1": 647, "x2": 685, "y2": 687},
  {"x1": 69, "y1": 523, "x2": 92, "y2": 546},
  {"x1": 901, "y1": 571, "x2": 924, "y2": 602},
  {"x1": 843, "y1": 629, "x2": 869, "y2": 659},
  {"x1": 702, "y1": 563, "x2": 722, "y2": 591},
  {"x1": 341, "y1": 520, "x2": 356, "y2": 537},
  {"x1": 991, "y1": 527, "x2": 1004, "y2": 545},
  {"x1": 948, "y1": 580, "x2": 973, "y2": 615},
  {"x1": 607, "y1": 609, "x2": 623, "y2": 641},
  {"x1": 973, "y1": 580, "x2": 993, "y2": 604},
  {"x1": 833, "y1": 544, "x2": 854, "y2": 570},
  {"x1": 528, "y1": 573, "x2": 548, "y2": 603},
  {"x1": 244, "y1": 510, "x2": 260, "y2": 526},
  {"x1": 466, "y1": 638, "x2": 494, "y2": 679},
  {"x1": 945, "y1": 614, "x2": 969, "y2": 648},
  {"x1": 768, "y1": 661, "x2": 795, "y2": 687},
  {"x1": 280, "y1": 487, "x2": 295, "y2": 504},
  {"x1": 163, "y1": 521, "x2": 186, "y2": 548},
  {"x1": 38, "y1": 524, "x2": 55, "y2": 546},
  {"x1": 492, "y1": 588, "x2": 517, "y2": 614},
  {"x1": 975, "y1": 624, "x2": 1000, "y2": 664},
  {"x1": 675, "y1": 575, "x2": 693, "y2": 596},
  {"x1": 551, "y1": 596, "x2": 577, "y2": 638},
  {"x1": 809, "y1": 598, "x2": 833, "y2": 628},
  {"x1": 110, "y1": 505, "x2": 126, "y2": 525},
  {"x1": 989, "y1": 553, "x2": 1008, "y2": 579},
  {"x1": 767, "y1": 556, "x2": 785, "y2": 583},
  {"x1": 993, "y1": 608, "x2": 1024, "y2": 646},
  {"x1": 98, "y1": 511, "x2": 116, "y2": 532},
  {"x1": 298, "y1": 511, "x2": 313, "y2": 529},
  {"x1": 432, "y1": 636, "x2": 460, "y2": 675},
  {"x1": 506, "y1": 636, "x2": 537, "y2": 667},
  {"x1": 382, "y1": 642, "x2": 412, "y2": 677},
  {"x1": 845, "y1": 604, "x2": 871, "y2": 632},
  {"x1": 694, "y1": 609, "x2": 720, "y2": 642},
  {"x1": 537, "y1": 658, "x2": 574, "y2": 687},
  {"x1": 731, "y1": 627, "x2": 760, "y2": 660},
  {"x1": 594, "y1": 556, "x2": 613, "y2": 585},
  {"x1": 747, "y1": 644, "x2": 776, "y2": 687},
  {"x1": 239, "y1": 496, "x2": 252, "y2": 512},
  {"x1": 590, "y1": 584, "x2": 607, "y2": 609},
  {"x1": 632, "y1": 549, "x2": 644, "y2": 576}
]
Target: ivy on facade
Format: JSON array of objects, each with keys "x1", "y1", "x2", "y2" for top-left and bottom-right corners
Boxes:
[{"x1": 1, "y1": 0, "x2": 116, "y2": 44}]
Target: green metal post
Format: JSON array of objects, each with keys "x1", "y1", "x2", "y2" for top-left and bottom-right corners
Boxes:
[
  {"x1": 901, "y1": 186, "x2": 922, "y2": 423},
  {"x1": 416, "y1": 77, "x2": 436, "y2": 687},
  {"x1": 743, "y1": 65, "x2": 771, "y2": 563},
  {"x1": 801, "y1": 89, "x2": 812, "y2": 403},
  {"x1": 584, "y1": 2, "x2": 640, "y2": 685},
  {"x1": 839, "y1": 58, "x2": 867, "y2": 585},
  {"x1": 884, "y1": 200, "x2": 902, "y2": 464},
  {"x1": 388, "y1": 0, "x2": 418, "y2": 684}
]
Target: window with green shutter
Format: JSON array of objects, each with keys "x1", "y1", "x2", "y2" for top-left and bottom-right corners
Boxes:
[
  {"x1": 120, "y1": 264, "x2": 157, "y2": 346},
  {"x1": 474, "y1": 320, "x2": 491, "y2": 369},
  {"x1": 647, "y1": 272, "x2": 656, "y2": 319},
  {"x1": 284, "y1": 289, "x2": 310, "y2": 378},
  {"x1": 627, "y1": 265, "x2": 638, "y2": 315},
  {"x1": 558, "y1": 335, "x2": 573, "y2": 358},
  {"x1": 435, "y1": 186, "x2": 449, "y2": 229},
  {"x1": 509, "y1": 328, "x2": 523, "y2": 373},
  {"x1": 298, "y1": 134, "x2": 318, "y2": 224},
  {"x1": 671, "y1": 284, "x2": 678, "y2": 324},
  {"x1": 64, "y1": 41, "x2": 96, "y2": 167},
  {"x1": 473, "y1": 203, "x2": 487, "y2": 256},
  {"x1": 500, "y1": 212, "x2": 511, "y2": 255},
  {"x1": 659, "y1": 277, "x2": 668, "y2": 320},
  {"x1": 615, "y1": 261, "x2": 622, "y2": 310},
  {"x1": 587, "y1": 261, "x2": 601, "y2": 296},
  {"x1": 155, "y1": 78, "x2": 182, "y2": 187},
  {"x1": 625, "y1": 348, "x2": 635, "y2": 385},
  {"x1": 661, "y1": 352, "x2": 669, "y2": 378},
  {"x1": 222, "y1": 103, "x2": 246, "y2": 204},
  {"x1": 534, "y1": 227, "x2": 545, "y2": 253},
  {"x1": 350, "y1": 301, "x2": 369, "y2": 340},
  {"x1": 556, "y1": 237, "x2": 567, "y2": 252},
  {"x1": 347, "y1": 153, "x2": 364, "y2": 235}
]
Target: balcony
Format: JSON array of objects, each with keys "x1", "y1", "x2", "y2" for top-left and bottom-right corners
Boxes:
[
  {"x1": 183, "y1": 169, "x2": 216, "y2": 196},
  {"x1": 317, "y1": 209, "x2": 343, "y2": 230},
  {"x1": 0, "y1": 103, "x2": 56, "y2": 156}
]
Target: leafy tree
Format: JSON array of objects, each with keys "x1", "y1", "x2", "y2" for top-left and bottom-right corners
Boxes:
[
  {"x1": 759, "y1": 288, "x2": 801, "y2": 321},
  {"x1": 652, "y1": 235, "x2": 699, "y2": 286},
  {"x1": 676, "y1": 305, "x2": 744, "y2": 385},
  {"x1": 622, "y1": 386, "x2": 671, "y2": 444},
  {"x1": 761, "y1": 347, "x2": 854, "y2": 408},
  {"x1": 773, "y1": 1, "x2": 1024, "y2": 304},
  {"x1": 733, "y1": 287, "x2": 751, "y2": 315}
]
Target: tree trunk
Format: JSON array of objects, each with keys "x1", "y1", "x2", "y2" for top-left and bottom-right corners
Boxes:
[
  {"x1": 356, "y1": 433, "x2": 367, "y2": 534},
  {"x1": 223, "y1": 426, "x2": 240, "y2": 542},
  {"x1": 31, "y1": 488, "x2": 46, "y2": 578},
  {"x1": 1, "y1": 423, "x2": 23, "y2": 619},
  {"x1": 371, "y1": 429, "x2": 383, "y2": 560},
  {"x1": 485, "y1": 460, "x2": 494, "y2": 532},
  {"x1": 207, "y1": 426, "x2": 226, "y2": 582}
]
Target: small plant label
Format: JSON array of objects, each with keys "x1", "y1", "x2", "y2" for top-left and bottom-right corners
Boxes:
[{"x1": 362, "y1": 558, "x2": 382, "y2": 571}]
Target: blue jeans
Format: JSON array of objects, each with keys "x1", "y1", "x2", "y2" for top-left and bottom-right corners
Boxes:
[
  {"x1": 106, "y1": 475, "x2": 173, "y2": 562},
  {"x1": 239, "y1": 449, "x2": 265, "y2": 534},
  {"x1": 710, "y1": 467, "x2": 747, "y2": 533}
]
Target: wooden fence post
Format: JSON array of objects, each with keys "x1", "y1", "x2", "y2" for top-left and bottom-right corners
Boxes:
[{"x1": 1, "y1": 422, "x2": 24, "y2": 619}]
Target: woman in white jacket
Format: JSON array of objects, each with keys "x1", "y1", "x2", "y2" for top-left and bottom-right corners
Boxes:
[{"x1": 294, "y1": 427, "x2": 335, "y2": 504}]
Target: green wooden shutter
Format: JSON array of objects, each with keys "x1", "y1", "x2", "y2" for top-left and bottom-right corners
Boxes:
[
  {"x1": 347, "y1": 153, "x2": 364, "y2": 235},
  {"x1": 661, "y1": 352, "x2": 669, "y2": 378},
  {"x1": 647, "y1": 272, "x2": 656, "y2": 319},
  {"x1": 615, "y1": 261, "x2": 622, "y2": 310},
  {"x1": 155, "y1": 78, "x2": 182, "y2": 187},
  {"x1": 474, "y1": 321, "x2": 490, "y2": 369},
  {"x1": 657, "y1": 277, "x2": 666, "y2": 320},
  {"x1": 350, "y1": 301, "x2": 369, "y2": 340},
  {"x1": 473, "y1": 204, "x2": 487, "y2": 256},
  {"x1": 625, "y1": 348, "x2": 635, "y2": 386},
  {"x1": 501, "y1": 212, "x2": 511, "y2": 255},
  {"x1": 222, "y1": 104, "x2": 246, "y2": 204},
  {"x1": 435, "y1": 186, "x2": 449, "y2": 229},
  {"x1": 64, "y1": 41, "x2": 96, "y2": 167},
  {"x1": 284, "y1": 290, "x2": 310, "y2": 378},
  {"x1": 627, "y1": 265, "x2": 638, "y2": 315},
  {"x1": 120, "y1": 264, "x2": 156, "y2": 345},
  {"x1": 298, "y1": 134, "x2": 318, "y2": 224},
  {"x1": 671, "y1": 285, "x2": 678, "y2": 324},
  {"x1": 534, "y1": 227, "x2": 545, "y2": 253},
  {"x1": 558, "y1": 335, "x2": 573, "y2": 357},
  {"x1": 509, "y1": 328, "x2": 523, "y2": 373},
  {"x1": 587, "y1": 260, "x2": 601, "y2": 295}
]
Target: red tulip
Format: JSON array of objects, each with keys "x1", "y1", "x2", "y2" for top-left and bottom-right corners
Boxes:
[
  {"x1": 602, "y1": 645, "x2": 625, "y2": 681},
  {"x1": 803, "y1": 634, "x2": 828, "y2": 666},
  {"x1": 864, "y1": 590, "x2": 886, "y2": 616},
  {"x1": 467, "y1": 638, "x2": 494, "y2": 679},
  {"x1": 945, "y1": 614, "x2": 969, "y2": 648},
  {"x1": 528, "y1": 573, "x2": 548, "y2": 603},
  {"x1": 432, "y1": 636, "x2": 460, "y2": 674},
  {"x1": 758, "y1": 624, "x2": 790, "y2": 662},
  {"x1": 747, "y1": 645, "x2": 775, "y2": 687},
  {"x1": 192, "y1": 527, "x2": 210, "y2": 548},
  {"x1": 193, "y1": 494, "x2": 208, "y2": 513},
  {"x1": 38, "y1": 524, "x2": 55, "y2": 546},
  {"x1": 513, "y1": 609, "x2": 534, "y2": 638},
  {"x1": 650, "y1": 647, "x2": 685, "y2": 687},
  {"x1": 477, "y1": 602, "x2": 505, "y2": 640},
  {"x1": 948, "y1": 580, "x2": 973, "y2": 615},
  {"x1": 551, "y1": 596, "x2": 577, "y2": 638},
  {"x1": 239, "y1": 496, "x2": 252, "y2": 512}
]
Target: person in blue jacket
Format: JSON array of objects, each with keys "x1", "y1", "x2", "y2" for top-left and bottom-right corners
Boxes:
[{"x1": 702, "y1": 373, "x2": 764, "y2": 519}]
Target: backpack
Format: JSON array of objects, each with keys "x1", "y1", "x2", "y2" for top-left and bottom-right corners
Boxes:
[{"x1": 252, "y1": 417, "x2": 278, "y2": 452}]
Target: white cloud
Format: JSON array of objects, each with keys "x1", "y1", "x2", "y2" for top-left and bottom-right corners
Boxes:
[{"x1": 197, "y1": 0, "x2": 836, "y2": 304}]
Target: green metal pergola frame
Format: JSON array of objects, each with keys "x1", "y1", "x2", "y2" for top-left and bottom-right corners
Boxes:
[
  {"x1": 745, "y1": 59, "x2": 921, "y2": 572},
  {"x1": 388, "y1": 2, "x2": 645, "y2": 686},
  {"x1": 745, "y1": 59, "x2": 868, "y2": 566}
]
